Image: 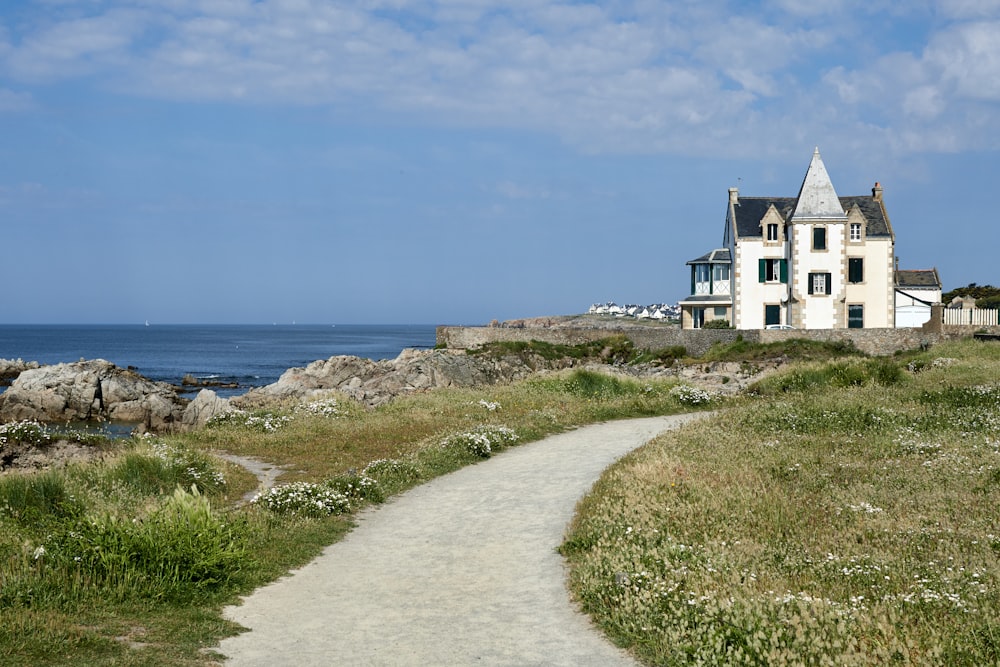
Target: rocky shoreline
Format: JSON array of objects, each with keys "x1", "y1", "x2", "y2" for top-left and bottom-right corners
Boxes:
[{"x1": 0, "y1": 340, "x2": 777, "y2": 472}]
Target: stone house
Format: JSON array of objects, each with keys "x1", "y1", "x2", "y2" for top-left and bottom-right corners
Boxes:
[{"x1": 681, "y1": 148, "x2": 939, "y2": 330}]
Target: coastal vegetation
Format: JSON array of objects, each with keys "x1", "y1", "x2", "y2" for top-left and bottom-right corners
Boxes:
[
  {"x1": 0, "y1": 336, "x2": 996, "y2": 665},
  {"x1": 0, "y1": 358, "x2": 714, "y2": 665},
  {"x1": 561, "y1": 339, "x2": 1000, "y2": 665}
]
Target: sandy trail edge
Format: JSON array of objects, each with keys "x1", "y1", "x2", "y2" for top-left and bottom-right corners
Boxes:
[{"x1": 217, "y1": 414, "x2": 705, "y2": 666}]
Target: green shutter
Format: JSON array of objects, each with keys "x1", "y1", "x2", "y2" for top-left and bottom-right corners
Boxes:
[
  {"x1": 808, "y1": 274, "x2": 814, "y2": 295},
  {"x1": 759, "y1": 259, "x2": 765, "y2": 283},
  {"x1": 779, "y1": 259, "x2": 788, "y2": 284},
  {"x1": 691, "y1": 266, "x2": 695, "y2": 294}
]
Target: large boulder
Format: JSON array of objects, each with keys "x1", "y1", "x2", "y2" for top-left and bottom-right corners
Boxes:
[
  {"x1": 181, "y1": 389, "x2": 232, "y2": 429},
  {"x1": 0, "y1": 359, "x2": 187, "y2": 431}
]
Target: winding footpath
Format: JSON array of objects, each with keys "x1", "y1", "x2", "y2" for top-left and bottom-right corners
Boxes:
[{"x1": 217, "y1": 414, "x2": 705, "y2": 666}]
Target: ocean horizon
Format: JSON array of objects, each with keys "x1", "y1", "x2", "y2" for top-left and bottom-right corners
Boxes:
[{"x1": 0, "y1": 324, "x2": 440, "y2": 397}]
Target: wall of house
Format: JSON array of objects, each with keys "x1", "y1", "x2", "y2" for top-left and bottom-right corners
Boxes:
[
  {"x1": 895, "y1": 288, "x2": 941, "y2": 327},
  {"x1": 734, "y1": 239, "x2": 789, "y2": 329},
  {"x1": 843, "y1": 237, "x2": 894, "y2": 328},
  {"x1": 437, "y1": 323, "x2": 1000, "y2": 357},
  {"x1": 789, "y1": 220, "x2": 844, "y2": 329}
]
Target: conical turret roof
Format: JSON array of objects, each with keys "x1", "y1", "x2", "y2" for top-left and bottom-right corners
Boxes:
[{"x1": 792, "y1": 147, "x2": 847, "y2": 220}]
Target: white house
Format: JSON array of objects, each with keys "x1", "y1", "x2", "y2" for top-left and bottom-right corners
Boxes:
[
  {"x1": 681, "y1": 148, "x2": 938, "y2": 330},
  {"x1": 895, "y1": 269, "x2": 942, "y2": 327}
]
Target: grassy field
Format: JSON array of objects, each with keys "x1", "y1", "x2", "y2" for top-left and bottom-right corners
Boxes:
[
  {"x1": 4, "y1": 336, "x2": 996, "y2": 666},
  {"x1": 562, "y1": 339, "x2": 1000, "y2": 665},
  {"x1": 0, "y1": 359, "x2": 713, "y2": 666}
]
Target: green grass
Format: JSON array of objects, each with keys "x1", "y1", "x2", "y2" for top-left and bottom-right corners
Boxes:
[
  {"x1": 0, "y1": 366, "x2": 714, "y2": 665},
  {"x1": 562, "y1": 339, "x2": 1000, "y2": 665}
]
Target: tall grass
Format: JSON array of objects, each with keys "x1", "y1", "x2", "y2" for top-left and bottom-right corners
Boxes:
[{"x1": 563, "y1": 340, "x2": 1000, "y2": 665}]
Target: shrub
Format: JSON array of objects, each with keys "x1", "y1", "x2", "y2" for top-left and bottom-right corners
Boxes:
[
  {"x1": 441, "y1": 425, "x2": 519, "y2": 458},
  {"x1": 43, "y1": 486, "x2": 247, "y2": 602},
  {"x1": 325, "y1": 472, "x2": 384, "y2": 504},
  {"x1": 701, "y1": 319, "x2": 732, "y2": 329},
  {"x1": 669, "y1": 384, "x2": 713, "y2": 405},
  {"x1": 207, "y1": 409, "x2": 290, "y2": 433},
  {"x1": 0, "y1": 420, "x2": 50, "y2": 447},
  {"x1": 107, "y1": 442, "x2": 226, "y2": 496},
  {"x1": 562, "y1": 370, "x2": 631, "y2": 399},
  {"x1": 251, "y1": 482, "x2": 351, "y2": 517},
  {"x1": 0, "y1": 471, "x2": 83, "y2": 526},
  {"x1": 294, "y1": 397, "x2": 342, "y2": 418},
  {"x1": 362, "y1": 458, "x2": 420, "y2": 483}
]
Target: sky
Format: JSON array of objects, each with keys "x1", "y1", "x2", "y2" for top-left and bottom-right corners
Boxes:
[{"x1": 2, "y1": 0, "x2": 999, "y2": 325}]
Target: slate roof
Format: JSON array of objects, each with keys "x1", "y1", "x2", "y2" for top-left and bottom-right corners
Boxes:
[
  {"x1": 896, "y1": 268, "x2": 941, "y2": 289},
  {"x1": 793, "y1": 148, "x2": 846, "y2": 220},
  {"x1": 679, "y1": 294, "x2": 733, "y2": 304},
  {"x1": 686, "y1": 248, "x2": 732, "y2": 265},
  {"x1": 730, "y1": 196, "x2": 892, "y2": 240}
]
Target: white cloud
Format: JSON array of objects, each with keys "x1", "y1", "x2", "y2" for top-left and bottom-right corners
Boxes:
[{"x1": 3, "y1": 1, "x2": 1000, "y2": 158}]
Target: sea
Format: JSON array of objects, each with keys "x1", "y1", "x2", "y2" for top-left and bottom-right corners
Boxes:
[{"x1": 0, "y1": 324, "x2": 439, "y2": 398}]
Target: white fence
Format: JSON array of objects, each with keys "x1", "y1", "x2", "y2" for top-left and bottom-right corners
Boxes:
[{"x1": 943, "y1": 308, "x2": 1000, "y2": 326}]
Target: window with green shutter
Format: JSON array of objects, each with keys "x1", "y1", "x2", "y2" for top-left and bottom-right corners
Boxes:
[
  {"x1": 813, "y1": 226, "x2": 827, "y2": 250},
  {"x1": 848, "y1": 258, "x2": 864, "y2": 283}
]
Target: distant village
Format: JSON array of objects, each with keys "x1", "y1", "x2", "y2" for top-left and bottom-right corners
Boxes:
[{"x1": 587, "y1": 302, "x2": 681, "y2": 322}]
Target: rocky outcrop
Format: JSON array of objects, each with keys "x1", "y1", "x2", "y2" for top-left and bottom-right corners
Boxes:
[
  {"x1": 181, "y1": 389, "x2": 232, "y2": 429},
  {"x1": 0, "y1": 360, "x2": 187, "y2": 431},
  {"x1": 235, "y1": 348, "x2": 553, "y2": 408},
  {"x1": 0, "y1": 358, "x2": 40, "y2": 386}
]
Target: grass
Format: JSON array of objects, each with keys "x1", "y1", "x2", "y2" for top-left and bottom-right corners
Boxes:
[
  {"x1": 6, "y1": 335, "x2": 994, "y2": 665},
  {"x1": 0, "y1": 366, "x2": 713, "y2": 666},
  {"x1": 561, "y1": 339, "x2": 1000, "y2": 665}
]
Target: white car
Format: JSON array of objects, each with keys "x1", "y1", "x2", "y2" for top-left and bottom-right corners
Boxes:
[{"x1": 765, "y1": 324, "x2": 795, "y2": 330}]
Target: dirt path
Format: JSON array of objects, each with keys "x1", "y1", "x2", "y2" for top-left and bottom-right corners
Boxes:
[{"x1": 216, "y1": 414, "x2": 705, "y2": 666}]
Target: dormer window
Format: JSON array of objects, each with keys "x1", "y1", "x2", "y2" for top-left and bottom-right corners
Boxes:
[
  {"x1": 850, "y1": 222, "x2": 862, "y2": 242},
  {"x1": 767, "y1": 223, "x2": 779, "y2": 241}
]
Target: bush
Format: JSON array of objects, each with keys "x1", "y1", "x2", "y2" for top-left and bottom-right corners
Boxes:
[
  {"x1": 43, "y1": 486, "x2": 247, "y2": 602},
  {"x1": 325, "y1": 472, "x2": 384, "y2": 504},
  {"x1": 0, "y1": 420, "x2": 50, "y2": 447},
  {"x1": 562, "y1": 370, "x2": 631, "y2": 399},
  {"x1": 251, "y1": 482, "x2": 351, "y2": 517},
  {"x1": 441, "y1": 425, "x2": 519, "y2": 458},
  {"x1": 0, "y1": 471, "x2": 83, "y2": 526},
  {"x1": 107, "y1": 441, "x2": 226, "y2": 496},
  {"x1": 701, "y1": 319, "x2": 732, "y2": 329}
]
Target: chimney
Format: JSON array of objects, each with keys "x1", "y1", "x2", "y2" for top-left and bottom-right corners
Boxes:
[
  {"x1": 872, "y1": 181, "x2": 883, "y2": 202},
  {"x1": 729, "y1": 187, "x2": 739, "y2": 205}
]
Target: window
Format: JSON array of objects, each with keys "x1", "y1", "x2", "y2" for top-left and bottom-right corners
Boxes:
[
  {"x1": 695, "y1": 265, "x2": 710, "y2": 282},
  {"x1": 759, "y1": 258, "x2": 788, "y2": 283},
  {"x1": 767, "y1": 223, "x2": 779, "y2": 241},
  {"x1": 813, "y1": 226, "x2": 827, "y2": 250},
  {"x1": 692, "y1": 308, "x2": 705, "y2": 329},
  {"x1": 848, "y1": 257, "x2": 864, "y2": 283},
  {"x1": 848, "y1": 304, "x2": 864, "y2": 329},
  {"x1": 850, "y1": 223, "x2": 862, "y2": 242},
  {"x1": 808, "y1": 272, "x2": 832, "y2": 295},
  {"x1": 713, "y1": 264, "x2": 730, "y2": 282},
  {"x1": 714, "y1": 307, "x2": 728, "y2": 318},
  {"x1": 765, "y1": 305, "x2": 781, "y2": 326}
]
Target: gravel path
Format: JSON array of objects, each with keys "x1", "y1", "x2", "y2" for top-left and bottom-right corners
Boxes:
[{"x1": 217, "y1": 414, "x2": 704, "y2": 666}]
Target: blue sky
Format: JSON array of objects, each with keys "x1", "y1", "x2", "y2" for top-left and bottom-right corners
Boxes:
[{"x1": 2, "y1": 0, "x2": 999, "y2": 324}]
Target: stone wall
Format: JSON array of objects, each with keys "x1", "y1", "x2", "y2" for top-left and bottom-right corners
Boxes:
[{"x1": 437, "y1": 321, "x2": 1000, "y2": 357}]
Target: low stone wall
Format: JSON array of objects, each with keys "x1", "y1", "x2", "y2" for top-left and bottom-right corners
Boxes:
[{"x1": 437, "y1": 323, "x2": 1000, "y2": 357}]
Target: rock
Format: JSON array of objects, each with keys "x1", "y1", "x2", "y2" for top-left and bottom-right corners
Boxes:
[
  {"x1": 0, "y1": 358, "x2": 40, "y2": 386},
  {"x1": 235, "y1": 348, "x2": 543, "y2": 408},
  {"x1": 0, "y1": 359, "x2": 187, "y2": 431},
  {"x1": 181, "y1": 389, "x2": 232, "y2": 429}
]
